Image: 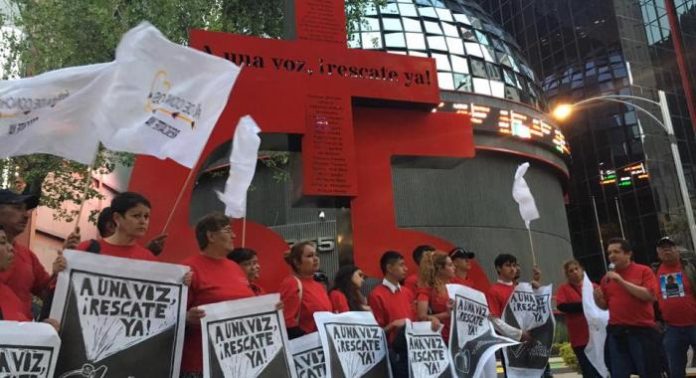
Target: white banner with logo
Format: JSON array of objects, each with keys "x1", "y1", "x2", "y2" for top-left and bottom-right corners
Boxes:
[
  {"x1": 501, "y1": 283, "x2": 555, "y2": 378},
  {"x1": 200, "y1": 294, "x2": 296, "y2": 378},
  {"x1": 314, "y1": 311, "x2": 392, "y2": 378},
  {"x1": 0, "y1": 321, "x2": 61, "y2": 378},
  {"x1": 290, "y1": 332, "x2": 326, "y2": 378},
  {"x1": 49, "y1": 250, "x2": 189, "y2": 378},
  {"x1": 447, "y1": 284, "x2": 518, "y2": 378}
]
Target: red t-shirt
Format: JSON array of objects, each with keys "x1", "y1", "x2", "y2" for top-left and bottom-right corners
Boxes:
[
  {"x1": 330, "y1": 290, "x2": 350, "y2": 313},
  {"x1": 0, "y1": 282, "x2": 30, "y2": 321},
  {"x1": 486, "y1": 282, "x2": 516, "y2": 318},
  {"x1": 404, "y1": 273, "x2": 419, "y2": 294},
  {"x1": 600, "y1": 262, "x2": 659, "y2": 327},
  {"x1": 556, "y1": 282, "x2": 597, "y2": 347},
  {"x1": 416, "y1": 286, "x2": 451, "y2": 342},
  {"x1": 0, "y1": 243, "x2": 52, "y2": 319},
  {"x1": 368, "y1": 282, "x2": 415, "y2": 344},
  {"x1": 656, "y1": 262, "x2": 696, "y2": 326},
  {"x1": 75, "y1": 239, "x2": 157, "y2": 261},
  {"x1": 181, "y1": 254, "x2": 255, "y2": 373},
  {"x1": 451, "y1": 275, "x2": 473, "y2": 287},
  {"x1": 250, "y1": 283, "x2": 266, "y2": 296},
  {"x1": 280, "y1": 275, "x2": 332, "y2": 334}
]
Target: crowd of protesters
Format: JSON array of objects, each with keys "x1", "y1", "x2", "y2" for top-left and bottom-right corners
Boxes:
[{"x1": 1, "y1": 186, "x2": 695, "y2": 377}]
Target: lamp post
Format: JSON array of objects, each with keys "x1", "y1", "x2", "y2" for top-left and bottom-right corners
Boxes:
[{"x1": 552, "y1": 90, "x2": 696, "y2": 252}]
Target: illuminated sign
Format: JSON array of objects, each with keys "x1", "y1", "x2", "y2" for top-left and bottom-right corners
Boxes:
[
  {"x1": 439, "y1": 102, "x2": 570, "y2": 155},
  {"x1": 600, "y1": 162, "x2": 649, "y2": 187}
]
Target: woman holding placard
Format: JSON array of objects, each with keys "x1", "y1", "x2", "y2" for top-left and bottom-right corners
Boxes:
[{"x1": 416, "y1": 250, "x2": 455, "y2": 342}]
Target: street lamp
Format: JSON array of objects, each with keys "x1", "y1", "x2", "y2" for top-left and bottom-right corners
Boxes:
[{"x1": 552, "y1": 91, "x2": 696, "y2": 252}]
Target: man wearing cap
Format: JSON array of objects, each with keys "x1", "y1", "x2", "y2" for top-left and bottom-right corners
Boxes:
[
  {"x1": 449, "y1": 247, "x2": 474, "y2": 287},
  {"x1": 653, "y1": 236, "x2": 696, "y2": 378},
  {"x1": 0, "y1": 189, "x2": 65, "y2": 319}
]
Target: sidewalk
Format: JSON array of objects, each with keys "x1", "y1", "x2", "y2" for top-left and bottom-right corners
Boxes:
[{"x1": 498, "y1": 357, "x2": 696, "y2": 377}]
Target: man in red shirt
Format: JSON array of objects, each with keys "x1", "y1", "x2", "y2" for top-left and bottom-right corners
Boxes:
[
  {"x1": 486, "y1": 254, "x2": 532, "y2": 341},
  {"x1": 653, "y1": 236, "x2": 696, "y2": 378},
  {"x1": 0, "y1": 189, "x2": 62, "y2": 320},
  {"x1": 556, "y1": 260, "x2": 601, "y2": 378},
  {"x1": 593, "y1": 238, "x2": 661, "y2": 378},
  {"x1": 403, "y1": 244, "x2": 434, "y2": 293},
  {"x1": 449, "y1": 247, "x2": 474, "y2": 287}
]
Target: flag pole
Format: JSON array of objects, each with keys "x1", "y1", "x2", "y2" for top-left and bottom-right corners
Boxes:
[
  {"x1": 527, "y1": 226, "x2": 537, "y2": 267},
  {"x1": 241, "y1": 216, "x2": 247, "y2": 248},
  {"x1": 161, "y1": 167, "x2": 197, "y2": 234}
]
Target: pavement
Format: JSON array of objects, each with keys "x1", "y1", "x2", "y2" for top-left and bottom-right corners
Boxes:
[{"x1": 496, "y1": 357, "x2": 696, "y2": 377}]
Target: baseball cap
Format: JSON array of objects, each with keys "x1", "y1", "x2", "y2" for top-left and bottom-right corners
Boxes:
[
  {"x1": 449, "y1": 247, "x2": 475, "y2": 260},
  {"x1": 0, "y1": 189, "x2": 39, "y2": 210},
  {"x1": 656, "y1": 236, "x2": 676, "y2": 247}
]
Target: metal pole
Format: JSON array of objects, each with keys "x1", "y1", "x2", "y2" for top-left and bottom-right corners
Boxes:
[
  {"x1": 591, "y1": 196, "x2": 608, "y2": 271},
  {"x1": 615, "y1": 197, "x2": 625, "y2": 239},
  {"x1": 659, "y1": 90, "x2": 696, "y2": 251}
]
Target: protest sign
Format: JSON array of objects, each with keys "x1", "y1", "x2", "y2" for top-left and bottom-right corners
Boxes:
[
  {"x1": 501, "y1": 283, "x2": 555, "y2": 378},
  {"x1": 200, "y1": 294, "x2": 295, "y2": 378},
  {"x1": 0, "y1": 63, "x2": 112, "y2": 164},
  {"x1": 290, "y1": 333, "x2": 326, "y2": 378},
  {"x1": 581, "y1": 273, "x2": 609, "y2": 377},
  {"x1": 0, "y1": 321, "x2": 61, "y2": 378},
  {"x1": 405, "y1": 320, "x2": 453, "y2": 378},
  {"x1": 50, "y1": 250, "x2": 188, "y2": 377},
  {"x1": 314, "y1": 311, "x2": 391, "y2": 378},
  {"x1": 446, "y1": 284, "x2": 518, "y2": 378},
  {"x1": 98, "y1": 22, "x2": 241, "y2": 168}
]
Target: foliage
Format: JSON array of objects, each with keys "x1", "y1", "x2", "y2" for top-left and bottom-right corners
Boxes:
[
  {"x1": 0, "y1": 0, "x2": 384, "y2": 221},
  {"x1": 557, "y1": 342, "x2": 580, "y2": 373}
]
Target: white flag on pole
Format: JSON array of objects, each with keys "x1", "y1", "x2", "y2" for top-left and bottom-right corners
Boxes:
[
  {"x1": 512, "y1": 162, "x2": 539, "y2": 228},
  {"x1": 98, "y1": 22, "x2": 241, "y2": 168},
  {"x1": 216, "y1": 115, "x2": 261, "y2": 218},
  {"x1": 0, "y1": 63, "x2": 113, "y2": 164},
  {"x1": 582, "y1": 273, "x2": 609, "y2": 377}
]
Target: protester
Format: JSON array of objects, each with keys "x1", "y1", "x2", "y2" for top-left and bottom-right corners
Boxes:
[
  {"x1": 181, "y1": 212, "x2": 256, "y2": 377},
  {"x1": 593, "y1": 238, "x2": 661, "y2": 378},
  {"x1": 416, "y1": 250, "x2": 455, "y2": 342},
  {"x1": 652, "y1": 236, "x2": 696, "y2": 378},
  {"x1": 555, "y1": 260, "x2": 601, "y2": 378},
  {"x1": 0, "y1": 225, "x2": 27, "y2": 321},
  {"x1": 329, "y1": 264, "x2": 369, "y2": 312},
  {"x1": 486, "y1": 254, "x2": 534, "y2": 340},
  {"x1": 403, "y1": 244, "x2": 435, "y2": 293},
  {"x1": 280, "y1": 241, "x2": 332, "y2": 339},
  {"x1": 0, "y1": 189, "x2": 62, "y2": 320},
  {"x1": 449, "y1": 247, "x2": 475, "y2": 287},
  {"x1": 228, "y1": 247, "x2": 265, "y2": 295}
]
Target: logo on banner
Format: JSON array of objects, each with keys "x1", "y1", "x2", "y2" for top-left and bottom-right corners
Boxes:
[
  {"x1": 293, "y1": 347, "x2": 326, "y2": 378},
  {"x1": 208, "y1": 312, "x2": 283, "y2": 377},
  {"x1": 325, "y1": 324, "x2": 385, "y2": 377},
  {"x1": 72, "y1": 272, "x2": 180, "y2": 362},
  {"x1": 0, "y1": 346, "x2": 53, "y2": 377},
  {"x1": 145, "y1": 70, "x2": 202, "y2": 137}
]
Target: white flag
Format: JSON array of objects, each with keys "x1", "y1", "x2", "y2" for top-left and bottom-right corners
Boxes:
[
  {"x1": 512, "y1": 162, "x2": 539, "y2": 228},
  {"x1": 216, "y1": 116, "x2": 261, "y2": 218},
  {"x1": 98, "y1": 22, "x2": 241, "y2": 168},
  {"x1": 0, "y1": 63, "x2": 113, "y2": 164},
  {"x1": 582, "y1": 273, "x2": 609, "y2": 377}
]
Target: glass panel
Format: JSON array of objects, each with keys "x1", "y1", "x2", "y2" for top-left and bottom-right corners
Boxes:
[
  {"x1": 470, "y1": 58, "x2": 487, "y2": 77},
  {"x1": 505, "y1": 86, "x2": 520, "y2": 102},
  {"x1": 503, "y1": 69, "x2": 516, "y2": 85},
  {"x1": 490, "y1": 80, "x2": 505, "y2": 98},
  {"x1": 427, "y1": 36, "x2": 447, "y2": 50},
  {"x1": 451, "y1": 55, "x2": 469, "y2": 73},
  {"x1": 362, "y1": 17, "x2": 381, "y2": 32},
  {"x1": 482, "y1": 46, "x2": 496, "y2": 62},
  {"x1": 347, "y1": 35, "x2": 361, "y2": 48},
  {"x1": 465, "y1": 42, "x2": 483, "y2": 58},
  {"x1": 431, "y1": 53, "x2": 451, "y2": 71},
  {"x1": 470, "y1": 17, "x2": 483, "y2": 30},
  {"x1": 419, "y1": 7, "x2": 438, "y2": 18},
  {"x1": 403, "y1": 18, "x2": 422, "y2": 32},
  {"x1": 382, "y1": 18, "x2": 403, "y2": 31},
  {"x1": 461, "y1": 27, "x2": 477, "y2": 41},
  {"x1": 454, "y1": 13, "x2": 471, "y2": 25},
  {"x1": 424, "y1": 21, "x2": 443, "y2": 34},
  {"x1": 361, "y1": 32, "x2": 383, "y2": 48},
  {"x1": 454, "y1": 73, "x2": 472, "y2": 91},
  {"x1": 486, "y1": 63, "x2": 502, "y2": 80},
  {"x1": 436, "y1": 7, "x2": 454, "y2": 22},
  {"x1": 438, "y1": 72, "x2": 455, "y2": 90},
  {"x1": 409, "y1": 50, "x2": 428, "y2": 57},
  {"x1": 447, "y1": 37, "x2": 464, "y2": 54},
  {"x1": 384, "y1": 32, "x2": 406, "y2": 48},
  {"x1": 387, "y1": 50, "x2": 407, "y2": 55},
  {"x1": 399, "y1": 3, "x2": 418, "y2": 17},
  {"x1": 406, "y1": 32, "x2": 426, "y2": 50},
  {"x1": 473, "y1": 78, "x2": 491, "y2": 95},
  {"x1": 380, "y1": 3, "x2": 399, "y2": 14},
  {"x1": 364, "y1": 3, "x2": 378, "y2": 16},
  {"x1": 442, "y1": 22, "x2": 459, "y2": 37},
  {"x1": 475, "y1": 30, "x2": 489, "y2": 45}
]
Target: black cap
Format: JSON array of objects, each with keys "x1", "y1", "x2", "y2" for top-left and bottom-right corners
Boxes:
[
  {"x1": 449, "y1": 247, "x2": 475, "y2": 260},
  {"x1": 656, "y1": 236, "x2": 676, "y2": 247},
  {"x1": 0, "y1": 189, "x2": 39, "y2": 210}
]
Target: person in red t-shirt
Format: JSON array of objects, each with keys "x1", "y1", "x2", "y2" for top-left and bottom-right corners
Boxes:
[
  {"x1": 0, "y1": 189, "x2": 61, "y2": 320},
  {"x1": 403, "y1": 244, "x2": 435, "y2": 293},
  {"x1": 556, "y1": 260, "x2": 601, "y2": 378},
  {"x1": 416, "y1": 250, "x2": 454, "y2": 342},
  {"x1": 329, "y1": 264, "x2": 369, "y2": 313},
  {"x1": 181, "y1": 212, "x2": 256, "y2": 376},
  {"x1": 653, "y1": 236, "x2": 696, "y2": 378},
  {"x1": 593, "y1": 237, "x2": 662, "y2": 378},
  {"x1": 280, "y1": 241, "x2": 332, "y2": 339},
  {"x1": 0, "y1": 225, "x2": 29, "y2": 321},
  {"x1": 228, "y1": 247, "x2": 266, "y2": 296},
  {"x1": 449, "y1": 247, "x2": 475, "y2": 287}
]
